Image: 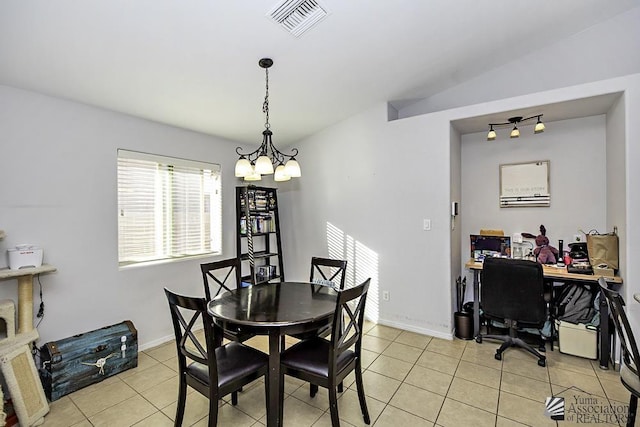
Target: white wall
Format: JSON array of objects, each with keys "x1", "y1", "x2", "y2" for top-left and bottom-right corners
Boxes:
[
  {"x1": 281, "y1": 73, "x2": 640, "y2": 339},
  {"x1": 0, "y1": 85, "x2": 244, "y2": 348},
  {"x1": 449, "y1": 125, "x2": 462, "y2": 316},
  {"x1": 279, "y1": 104, "x2": 455, "y2": 338},
  {"x1": 398, "y1": 6, "x2": 640, "y2": 119}
]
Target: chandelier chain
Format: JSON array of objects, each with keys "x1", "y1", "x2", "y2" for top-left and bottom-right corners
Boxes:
[{"x1": 263, "y1": 68, "x2": 270, "y2": 129}]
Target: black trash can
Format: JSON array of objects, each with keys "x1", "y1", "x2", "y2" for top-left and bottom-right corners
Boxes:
[{"x1": 454, "y1": 311, "x2": 473, "y2": 340}]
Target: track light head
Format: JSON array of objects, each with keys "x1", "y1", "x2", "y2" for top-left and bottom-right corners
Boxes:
[
  {"x1": 534, "y1": 116, "x2": 545, "y2": 134},
  {"x1": 487, "y1": 126, "x2": 497, "y2": 141}
]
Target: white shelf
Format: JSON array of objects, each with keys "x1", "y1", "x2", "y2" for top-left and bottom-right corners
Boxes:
[{"x1": 0, "y1": 264, "x2": 57, "y2": 281}]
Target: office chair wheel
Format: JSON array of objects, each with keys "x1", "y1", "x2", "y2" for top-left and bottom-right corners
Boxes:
[
  {"x1": 538, "y1": 358, "x2": 546, "y2": 367},
  {"x1": 475, "y1": 336, "x2": 482, "y2": 344},
  {"x1": 494, "y1": 351, "x2": 502, "y2": 361}
]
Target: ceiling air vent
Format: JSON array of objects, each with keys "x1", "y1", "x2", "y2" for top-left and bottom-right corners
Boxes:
[{"x1": 268, "y1": 0, "x2": 329, "y2": 37}]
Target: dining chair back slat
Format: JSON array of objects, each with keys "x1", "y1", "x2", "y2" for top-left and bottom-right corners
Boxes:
[
  {"x1": 310, "y1": 257, "x2": 347, "y2": 289},
  {"x1": 200, "y1": 258, "x2": 242, "y2": 300}
]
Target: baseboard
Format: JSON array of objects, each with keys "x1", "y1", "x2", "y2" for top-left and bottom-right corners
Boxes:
[
  {"x1": 375, "y1": 318, "x2": 453, "y2": 340},
  {"x1": 139, "y1": 333, "x2": 175, "y2": 352}
]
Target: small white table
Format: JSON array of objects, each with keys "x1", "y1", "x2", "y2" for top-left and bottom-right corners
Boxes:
[{"x1": 0, "y1": 264, "x2": 56, "y2": 333}]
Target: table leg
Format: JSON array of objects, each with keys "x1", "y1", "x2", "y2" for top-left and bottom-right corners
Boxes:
[
  {"x1": 267, "y1": 329, "x2": 283, "y2": 427},
  {"x1": 473, "y1": 269, "x2": 480, "y2": 339},
  {"x1": 17, "y1": 275, "x2": 34, "y2": 334},
  {"x1": 599, "y1": 292, "x2": 610, "y2": 370}
]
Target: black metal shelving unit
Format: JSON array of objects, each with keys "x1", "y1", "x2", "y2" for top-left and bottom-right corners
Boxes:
[{"x1": 235, "y1": 185, "x2": 285, "y2": 285}]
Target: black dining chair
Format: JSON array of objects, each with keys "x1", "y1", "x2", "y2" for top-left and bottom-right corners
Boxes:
[
  {"x1": 164, "y1": 288, "x2": 268, "y2": 427},
  {"x1": 289, "y1": 257, "x2": 348, "y2": 341},
  {"x1": 200, "y1": 258, "x2": 255, "y2": 343},
  {"x1": 598, "y1": 278, "x2": 640, "y2": 427},
  {"x1": 285, "y1": 257, "x2": 348, "y2": 396},
  {"x1": 310, "y1": 257, "x2": 348, "y2": 289},
  {"x1": 279, "y1": 278, "x2": 371, "y2": 427}
]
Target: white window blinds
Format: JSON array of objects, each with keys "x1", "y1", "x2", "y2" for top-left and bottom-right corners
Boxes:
[{"x1": 117, "y1": 149, "x2": 222, "y2": 266}]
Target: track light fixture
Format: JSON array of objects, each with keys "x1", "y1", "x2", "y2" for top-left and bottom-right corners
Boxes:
[
  {"x1": 486, "y1": 114, "x2": 545, "y2": 141},
  {"x1": 235, "y1": 58, "x2": 301, "y2": 182}
]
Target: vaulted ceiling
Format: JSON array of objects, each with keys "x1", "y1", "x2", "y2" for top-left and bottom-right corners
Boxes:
[{"x1": 1, "y1": 1, "x2": 638, "y2": 145}]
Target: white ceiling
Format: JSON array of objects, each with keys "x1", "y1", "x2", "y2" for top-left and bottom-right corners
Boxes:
[{"x1": 1, "y1": 1, "x2": 638, "y2": 145}]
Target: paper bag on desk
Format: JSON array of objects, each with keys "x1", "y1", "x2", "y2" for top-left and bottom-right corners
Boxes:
[{"x1": 586, "y1": 231, "x2": 619, "y2": 270}]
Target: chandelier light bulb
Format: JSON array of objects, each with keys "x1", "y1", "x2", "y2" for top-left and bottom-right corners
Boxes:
[
  {"x1": 244, "y1": 167, "x2": 262, "y2": 181},
  {"x1": 534, "y1": 118, "x2": 545, "y2": 134},
  {"x1": 510, "y1": 126, "x2": 520, "y2": 138},
  {"x1": 274, "y1": 165, "x2": 291, "y2": 182},
  {"x1": 235, "y1": 157, "x2": 252, "y2": 177},
  {"x1": 284, "y1": 158, "x2": 301, "y2": 178},
  {"x1": 255, "y1": 155, "x2": 274, "y2": 175}
]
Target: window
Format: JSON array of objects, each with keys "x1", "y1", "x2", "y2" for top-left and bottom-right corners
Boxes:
[{"x1": 117, "y1": 149, "x2": 222, "y2": 267}]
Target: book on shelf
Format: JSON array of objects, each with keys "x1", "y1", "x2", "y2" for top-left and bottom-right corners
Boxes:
[
  {"x1": 240, "y1": 215, "x2": 275, "y2": 234},
  {"x1": 256, "y1": 264, "x2": 277, "y2": 282}
]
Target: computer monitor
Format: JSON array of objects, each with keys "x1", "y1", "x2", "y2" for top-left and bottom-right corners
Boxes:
[{"x1": 470, "y1": 234, "x2": 511, "y2": 260}]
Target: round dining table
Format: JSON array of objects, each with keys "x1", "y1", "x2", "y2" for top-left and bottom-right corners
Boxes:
[{"x1": 207, "y1": 281, "x2": 338, "y2": 427}]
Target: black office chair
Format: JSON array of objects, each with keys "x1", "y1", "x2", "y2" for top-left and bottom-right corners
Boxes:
[
  {"x1": 200, "y1": 258, "x2": 255, "y2": 343},
  {"x1": 599, "y1": 278, "x2": 640, "y2": 427},
  {"x1": 164, "y1": 288, "x2": 268, "y2": 426},
  {"x1": 477, "y1": 257, "x2": 547, "y2": 367},
  {"x1": 279, "y1": 278, "x2": 371, "y2": 427}
]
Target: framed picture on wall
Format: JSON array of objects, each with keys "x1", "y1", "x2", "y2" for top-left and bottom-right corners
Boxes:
[{"x1": 499, "y1": 160, "x2": 550, "y2": 207}]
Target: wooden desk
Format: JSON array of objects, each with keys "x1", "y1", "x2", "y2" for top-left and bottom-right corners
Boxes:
[
  {"x1": 465, "y1": 259, "x2": 622, "y2": 369},
  {"x1": 208, "y1": 282, "x2": 338, "y2": 427}
]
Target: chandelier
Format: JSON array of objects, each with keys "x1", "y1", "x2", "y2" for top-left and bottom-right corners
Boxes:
[
  {"x1": 234, "y1": 58, "x2": 301, "y2": 182},
  {"x1": 487, "y1": 114, "x2": 545, "y2": 141}
]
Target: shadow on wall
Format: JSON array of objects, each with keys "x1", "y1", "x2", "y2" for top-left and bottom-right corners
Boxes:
[{"x1": 326, "y1": 222, "x2": 379, "y2": 323}]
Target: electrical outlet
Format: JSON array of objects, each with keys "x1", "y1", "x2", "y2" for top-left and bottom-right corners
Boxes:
[
  {"x1": 573, "y1": 234, "x2": 582, "y2": 242},
  {"x1": 382, "y1": 291, "x2": 390, "y2": 301}
]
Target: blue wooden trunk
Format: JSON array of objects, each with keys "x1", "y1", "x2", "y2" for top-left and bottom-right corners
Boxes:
[{"x1": 39, "y1": 320, "x2": 138, "y2": 401}]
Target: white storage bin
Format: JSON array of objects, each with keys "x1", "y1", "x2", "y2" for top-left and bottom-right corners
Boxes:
[
  {"x1": 556, "y1": 320, "x2": 598, "y2": 359},
  {"x1": 7, "y1": 245, "x2": 43, "y2": 270}
]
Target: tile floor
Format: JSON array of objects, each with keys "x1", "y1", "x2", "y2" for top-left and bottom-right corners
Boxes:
[{"x1": 41, "y1": 322, "x2": 632, "y2": 426}]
